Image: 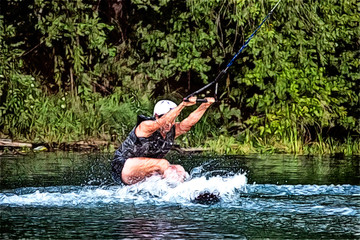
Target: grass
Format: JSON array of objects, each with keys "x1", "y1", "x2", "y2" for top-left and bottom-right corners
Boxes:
[
  {"x1": 0, "y1": 90, "x2": 152, "y2": 145},
  {"x1": 201, "y1": 134, "x2": 360, "y2": 156},
  {"x1": 1, "y1": 91, "x2": 359, "y2": 156}
]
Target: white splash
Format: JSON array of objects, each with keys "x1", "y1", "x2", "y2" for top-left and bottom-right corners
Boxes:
[{"x1": 0, "y1": 173, "x2": 248, "y2": 207}]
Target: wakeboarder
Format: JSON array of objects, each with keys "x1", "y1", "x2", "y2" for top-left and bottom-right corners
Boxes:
[{"x1": 112, "y1": 96, "x2": 215, "y2": 185}]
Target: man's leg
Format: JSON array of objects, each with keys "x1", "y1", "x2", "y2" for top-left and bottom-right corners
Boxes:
[{"x1": 121, "y1": 157, "x2": 187, "y2": 185}]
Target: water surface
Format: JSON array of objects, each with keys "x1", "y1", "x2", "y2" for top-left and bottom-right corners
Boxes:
[{"x1": 0, "y1": 153, "x2": 359, "y2": 239}]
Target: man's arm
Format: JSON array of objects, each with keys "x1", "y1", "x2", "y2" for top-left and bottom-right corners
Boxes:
[
  {"x1": 175, "y1": 97, "x2": 215, "y2": 138},
  {"x1": 135, "y1": 97, "x2": 197, "y2": 138}
]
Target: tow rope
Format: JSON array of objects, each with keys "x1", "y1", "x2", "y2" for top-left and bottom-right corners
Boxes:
[{"x1": 184, "y1": 0, "x2": 282, "y2": 103}]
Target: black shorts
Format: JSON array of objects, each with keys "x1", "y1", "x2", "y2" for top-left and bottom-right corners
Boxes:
[{"x1": 111, "y1": 156, "x2": 126, "y2": 185}]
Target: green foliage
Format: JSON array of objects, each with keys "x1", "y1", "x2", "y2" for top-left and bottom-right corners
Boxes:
[
  {"x1": 0, "y1": 0, "x2": 359, "y2": 155},
  {"x1": 0, "y1": 16, "x2": 41, "y2": 138},
  {"x1": 131, "y1": 0, "x2": 221, "y2": 93},
  {"x1": 33, "y1": 0, "x2": 115, "y2": 97},
  {"x1": 1, "y1": 90, "x2": 151, "y2": 144},
  {"x1": 237, "y1": 0, "x2": 359, "y2": 148}
]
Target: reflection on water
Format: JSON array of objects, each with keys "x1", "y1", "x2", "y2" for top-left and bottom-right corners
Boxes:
[{"x1": 0, "y1": 153, "x2": 359, "y2": 239}]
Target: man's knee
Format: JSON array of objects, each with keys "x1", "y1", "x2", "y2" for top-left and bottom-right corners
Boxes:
[
  {"x1": 164, "y1": 164, "x2": 188, "y2": 182},
  {"x1": 174, "y1": 164, "x2": 185, "y2": 172},
  {"x1": 157, "y1": 159, "x2": 170, "y2": 172}
]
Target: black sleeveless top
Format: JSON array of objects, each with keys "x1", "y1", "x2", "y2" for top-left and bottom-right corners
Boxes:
[{"x1": 114, "y1": 115, "x2": 176, "y2": 160}]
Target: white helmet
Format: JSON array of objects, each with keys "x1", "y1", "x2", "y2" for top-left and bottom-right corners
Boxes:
[{"x1": 153, "y1": 100, "x2": 177, "y2": 116}]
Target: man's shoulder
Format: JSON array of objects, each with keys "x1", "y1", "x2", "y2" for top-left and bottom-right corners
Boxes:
[{"x1": 137, "y1": 115, "x2": 155, "y2": 126}]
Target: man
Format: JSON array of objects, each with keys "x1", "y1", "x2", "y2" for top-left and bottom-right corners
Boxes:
[{"x1": 112, "y1": 96, "x2": 215, "y2": 185}]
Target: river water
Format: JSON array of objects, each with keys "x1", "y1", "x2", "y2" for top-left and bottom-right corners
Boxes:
[{"x1": 0, "y1": 153, "x2": 359, "y2": 239}]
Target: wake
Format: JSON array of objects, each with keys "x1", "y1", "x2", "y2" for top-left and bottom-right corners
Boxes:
[
  {"x1": 0, "y1": 173, "x2": 247, "y2": 207},
  {"x1": 1, "y1": 163, "x2": 359, "y2": 217}
]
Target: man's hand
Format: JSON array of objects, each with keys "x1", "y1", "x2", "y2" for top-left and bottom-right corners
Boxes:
[
  {"x1": 182, "y1": 96, "x2": 197, "y2": 107},
  {"x1": 202, "y1": 97, "x2": 215, "y2": 107}
]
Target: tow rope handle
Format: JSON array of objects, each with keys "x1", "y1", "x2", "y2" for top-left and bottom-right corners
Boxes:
[
  {"x1": 183, "y1": 0, "x2": 282, "y2": 103},
  {"x1": 183, "y1": 70, "x2": 225, "y2": 103}
]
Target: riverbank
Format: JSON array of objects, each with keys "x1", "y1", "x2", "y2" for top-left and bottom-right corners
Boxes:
[
  {"x1": 0, "y1": 139, "x2": 111, "y2": 154},
  {"x1": 0, "y1": 139, "x2": 207, "y2": 155},
  {"x1": 1, "y1": 136, "x2": 359, "y2": 156}
]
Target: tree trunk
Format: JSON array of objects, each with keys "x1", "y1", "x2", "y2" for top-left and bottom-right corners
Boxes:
[{"x1": 70, "y1": 67, "x2": 74, "y2": 97}]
